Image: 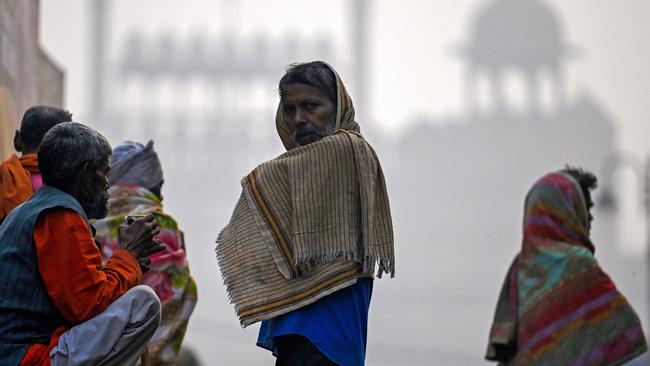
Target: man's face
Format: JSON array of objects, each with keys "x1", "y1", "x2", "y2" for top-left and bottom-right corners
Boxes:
[
  {"x1": 281, "y1": 82, "x2": 336, "y2": 147},
  {"x1": 79, "y1": 158, "x2": 110, "y2": 220}
]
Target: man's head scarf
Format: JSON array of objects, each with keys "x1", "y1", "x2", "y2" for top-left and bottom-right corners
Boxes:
[
  {"x1": 107, "y1": 140, "x2": 163, "y2": 190},
  {"x1": 275, "y1": 63, "x2": 359, "y2": 151}
]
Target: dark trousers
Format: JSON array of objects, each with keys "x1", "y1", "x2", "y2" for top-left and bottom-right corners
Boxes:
[{"x1": 274, "y1": 334, "x2": 338, "y2": 366}]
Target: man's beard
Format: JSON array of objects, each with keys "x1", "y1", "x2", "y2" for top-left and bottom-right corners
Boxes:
[
  {"x1": 292, "y1": 122, "x2": 336, "y2": 147},
  {"x1": 79, "y1": 188, "x2": 109, "y2": 219}
]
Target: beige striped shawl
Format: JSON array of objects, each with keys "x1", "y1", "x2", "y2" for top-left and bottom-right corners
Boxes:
[{"x1": 216, "y1": 64, "x2": 394, "y2": 326}]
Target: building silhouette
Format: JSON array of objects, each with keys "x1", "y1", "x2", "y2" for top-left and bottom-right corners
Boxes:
[
  {"x1": 375, "y1": 0, "x2": 645, "y2": 364},
  {"x1": 460, "y1": 0, "x2": 575, "y2": 116}
]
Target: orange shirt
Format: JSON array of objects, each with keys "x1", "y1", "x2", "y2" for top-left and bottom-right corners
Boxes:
[
  {"x1": 0, "y1": 154, "x2": 35, "y2": 221},
  {"x1": 19, "y1": 208, "x2": 141, "y2": 366}
]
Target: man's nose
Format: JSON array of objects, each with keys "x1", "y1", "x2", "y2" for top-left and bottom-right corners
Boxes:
[{"x1": 293, "y1": 109, "x2": 307, "y2": 126}]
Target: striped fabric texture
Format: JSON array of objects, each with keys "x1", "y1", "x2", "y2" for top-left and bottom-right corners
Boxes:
[
  {"x1": 486, "y1": 172, "x2": 647, "y2": 365},
  {"x1": 216, "y1": 64, "x2": 394, "y2": 326}
]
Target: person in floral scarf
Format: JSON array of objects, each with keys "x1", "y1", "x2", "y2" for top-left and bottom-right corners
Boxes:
[{"x1": 93, "y1": 140, "x2": 197, "y2": 365}]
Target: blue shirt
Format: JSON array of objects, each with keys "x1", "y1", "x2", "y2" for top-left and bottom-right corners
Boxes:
[{"x1": 257, "y1": 278, "x2": 373, "y2": 366}]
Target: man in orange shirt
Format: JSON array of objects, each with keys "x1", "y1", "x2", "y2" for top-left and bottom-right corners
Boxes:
[
  {"x1": 0, "y1": 122, "x2": 165, "y2": 365},
  {"x1": 0, "y1": 106, "x2": 72, "y2": 222}
]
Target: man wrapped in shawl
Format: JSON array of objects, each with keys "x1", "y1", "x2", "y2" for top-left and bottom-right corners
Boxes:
[
  {"x1": 0, "y1": 106, "x2": 72, "y2": 222},
  {"x1": 486, "y1": 167, "x2": 647, "y2": 365},
  {"x1": 216, "y1": 61, "x2": 394, "y2": 366},
  {"x1": 92, "y1": 141, "x2": 197, "y2": 366}
]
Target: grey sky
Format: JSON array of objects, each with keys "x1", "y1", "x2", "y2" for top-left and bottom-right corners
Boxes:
[{"x1": 40, "y1": 0, "x2": 649, "y2": 153}]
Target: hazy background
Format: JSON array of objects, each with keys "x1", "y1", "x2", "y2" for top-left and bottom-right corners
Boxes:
[{"x1": 37, "y1": 1, "x2": 650, "y2": 364}]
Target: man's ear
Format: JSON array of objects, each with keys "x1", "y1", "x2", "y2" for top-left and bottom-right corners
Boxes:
[
  {"x1": 13, "y1": 130, "x2": 22, "y2": 153},
  {"x1": 74, "y1": 162, "x2": 94, "y2": 194},
  {"x1": 82, "y1": 161, "x2": 94, "y2": 185}
]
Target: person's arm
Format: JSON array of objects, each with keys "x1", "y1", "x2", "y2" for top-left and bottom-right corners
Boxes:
[{"x1": 34, "y1": 208, "x2": 142, "y2": 324}]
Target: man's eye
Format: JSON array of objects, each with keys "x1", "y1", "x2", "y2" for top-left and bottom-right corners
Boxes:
[
  {"x1": 305, "y1": 103, "x2": 318, "y2": 110},
  {"x1": 284, "y1": 106, "x2": 295, "y2": 114}
]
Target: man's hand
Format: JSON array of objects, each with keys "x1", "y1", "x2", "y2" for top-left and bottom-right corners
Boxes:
[{"x1": 117, "y1": 214, "x2": 165, "y2": 272}]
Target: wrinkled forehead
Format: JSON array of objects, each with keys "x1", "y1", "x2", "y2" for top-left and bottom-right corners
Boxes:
[
  {"x1": 279, "y1": 63, "x2": 338, "y2": 104},
  {"x1": 280, "y1": 82, "x2": 334, "y2": 104}
]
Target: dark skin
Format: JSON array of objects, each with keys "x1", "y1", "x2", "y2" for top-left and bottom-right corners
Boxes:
[
  {"x1": 13, "y1": 130, "x2": 38, "y2": 154},
  {"x1": 583, "y1": 187, "x2": 594, "y2": 233},
  {"x1": 59, "y1": 157, "x2": 164, "y2": 272},
  {"x1": 120, "y1": 215, "x2": 164, "y2": 272},
  {"x1": 148, "y1": 180, "x2": 164, "y2": 202},
  {"x1": 281, "y1": 83, "x2": 336, "y2": 147},
  {"x1": 562, "y1": 167, "x2": 597, "y2": 234}
]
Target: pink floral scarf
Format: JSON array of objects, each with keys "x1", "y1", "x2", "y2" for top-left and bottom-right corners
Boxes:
[{"x1": 92, "y1": 185, "x2": 197, "y2": 365}]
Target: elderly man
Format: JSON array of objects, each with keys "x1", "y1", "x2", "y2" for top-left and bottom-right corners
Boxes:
[
  {"x1": 93, "y1": 140, "x2": 197, "y2": 365},
  {"x1": 0, "y1": 123, "x2": 164, "y2": 366},
  {"x1": 0, "y1": 106, "x2": 72, "y2": 222},
  {"x1": 486, "y1": 167, "x2": 647, "y2": 365},
  {"x1": 217, "y1": 61, "x2": 395, "y2": 366}
]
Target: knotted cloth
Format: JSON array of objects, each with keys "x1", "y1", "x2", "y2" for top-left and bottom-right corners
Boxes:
[{"x1": 107, "y1": 140, "x2": 163, "y2": 190}]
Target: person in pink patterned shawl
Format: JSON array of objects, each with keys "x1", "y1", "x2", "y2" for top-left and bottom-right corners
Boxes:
[{"x1": 92, "y1": 140, "x2": 197, "y2": 366}]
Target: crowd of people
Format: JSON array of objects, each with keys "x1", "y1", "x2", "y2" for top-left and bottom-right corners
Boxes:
[{"x1": 0, "y1": 61, "x2": 646, "y2": 366}]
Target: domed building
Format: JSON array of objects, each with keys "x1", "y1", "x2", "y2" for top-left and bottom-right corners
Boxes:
[
  {"x1": 383, "y1": 0, "x2": 637, "y2": 363},
  {"x1": 459, "y1": 0, "x2": 576, "y2": 115}
]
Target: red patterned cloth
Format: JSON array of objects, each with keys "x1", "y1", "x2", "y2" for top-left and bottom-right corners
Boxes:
[{"x1": 486, "y1": 172, "x2": 647, "y2": 365}]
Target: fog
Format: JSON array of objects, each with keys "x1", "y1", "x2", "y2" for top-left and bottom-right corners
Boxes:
[{"x1": 38, "y1": 0, "x2": 650, "y2": 364}]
